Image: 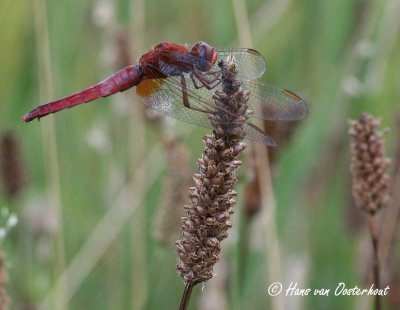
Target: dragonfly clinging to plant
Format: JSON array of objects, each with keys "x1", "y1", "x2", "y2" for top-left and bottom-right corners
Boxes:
[{"x1": 22, "y1": 41, "x2": 307, "y2": 145}]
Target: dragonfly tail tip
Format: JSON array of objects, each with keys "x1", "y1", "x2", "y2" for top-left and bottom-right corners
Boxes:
[{"x1": 20, "y1": 114, "x2": 31, "y2": 123}]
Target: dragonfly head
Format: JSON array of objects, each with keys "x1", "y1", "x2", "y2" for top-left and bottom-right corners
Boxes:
[{"x1": 190, "y1": 41, "x2": 218, "y2": 72}]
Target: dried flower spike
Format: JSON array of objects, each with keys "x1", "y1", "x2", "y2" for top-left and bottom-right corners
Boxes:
[
  {"x1": 176, "y1": 58, "x2": 248, "y2": 285},
  {"x1": 0, "y1": 131, "x2": 27, "y2": 200},
  {"x1": 349, "y1": 112, "x2": 391, "y2": 214}
]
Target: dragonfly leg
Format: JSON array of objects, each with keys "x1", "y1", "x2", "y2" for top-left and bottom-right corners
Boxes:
[
  {"x1": 181, "y1": 76, "x2": 238, "y2": 121},
  {"x1": 191, "y1": 71, "x2": 221, "y2": 90},
  {"x1": 180, "y1": 77, "x2": 214, "y2": 114},
  {"x1": 190, "y1": 74, "x2": 205, "y2": 89}
]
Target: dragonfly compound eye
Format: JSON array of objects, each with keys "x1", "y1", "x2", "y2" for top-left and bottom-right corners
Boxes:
[{"x1": 190, "y1": 41, "x2": 218, "y2": 71}]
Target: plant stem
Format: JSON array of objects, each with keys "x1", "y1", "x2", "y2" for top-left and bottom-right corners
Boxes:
[
  {"x1": 368, "y1": 215, "x2": 381, "y2": 310},
  {"x1": 32, "y1": 0, "x2": 67, "y2": 308},
  {"x1": 129, "y1": 0, "x2": 148, "y2": 308},
  {"x1": 179, "y1": 282, "x2": 195, "y2": 310},
  {"x1": 231, "y1": 2, "x2": 283, "y2": 308}
]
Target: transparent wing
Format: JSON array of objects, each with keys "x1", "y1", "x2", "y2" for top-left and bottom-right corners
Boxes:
[
  {"x1": 135, "y1": 77, "x2": 213, "y2": 128},
  {"x1": 135, "y1": 74, "x2": 277, "y2": 145},
  {"x1": 159, "y1": 46, "x2": 266, "y2": 82},
  {"x1": 244, "y1": 80, "x2": 308, "y2": 121},
  {"x1": 243, "y1": 123, "x2": 277, "y2": 146},
  {"x1": 158, "y1": 44, "x2": 305, "y2": 122},
  {"x1": 215, "y1": 48, "x2": 266, "y2": 81}
]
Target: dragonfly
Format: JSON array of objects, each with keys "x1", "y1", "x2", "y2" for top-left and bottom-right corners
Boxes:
[{"x1": 21, "y1": 41, "x2": 307, "y2": 146}]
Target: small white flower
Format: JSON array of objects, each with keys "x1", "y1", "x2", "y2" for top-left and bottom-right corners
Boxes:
[{"x1": 7, "y1": 213, "x2": 18, "y2": 227}]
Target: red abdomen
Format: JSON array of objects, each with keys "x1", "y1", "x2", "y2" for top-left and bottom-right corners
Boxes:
[{"x1": 22, "y1": 65, "x2": 143, "y2": 122}]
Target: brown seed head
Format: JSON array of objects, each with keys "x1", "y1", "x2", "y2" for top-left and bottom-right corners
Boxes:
[
  {"x1": 349, "y1": 112, "x2": 391, "y2": 214},
  {"x1": 176, "y1": 59, "x2": 248, "y2": 284},
  {"x1": 0, "y1": 131, "x2": 27, "y2": 199}
]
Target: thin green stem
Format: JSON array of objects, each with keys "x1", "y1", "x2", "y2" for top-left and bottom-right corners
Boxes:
[
  {"x1": 129, "y1": 0, "x2": 148, "y2": 308},
  {"x1": 32, "y1": 0, "x2": 67, "y2": 309},
  {"x1": 231, "y1": 1, "x2": 283, "y2": 310}
]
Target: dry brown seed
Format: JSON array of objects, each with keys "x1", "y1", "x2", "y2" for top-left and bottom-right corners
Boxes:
[
  {"x1": 195, "y1": 206, "x2": 207, "y2": 217},
  {"x1": 205, "y1": 238, "x2": 219, "y2": 247},
  {"x1": 205, "y1": 217, "x2": 216, "y2": 225},
  {"x1": 220, "y1": 148, "x2": 232, "y2": 159}
]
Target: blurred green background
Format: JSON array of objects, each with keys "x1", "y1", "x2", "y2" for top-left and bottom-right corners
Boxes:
[{"x1": 1, "y1": 0, "x2": 399, "y2": 309}]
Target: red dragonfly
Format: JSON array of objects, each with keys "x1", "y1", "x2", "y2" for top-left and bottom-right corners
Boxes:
[{"x1": 22, "y1": 41, "x2": 307, "y2": 145}]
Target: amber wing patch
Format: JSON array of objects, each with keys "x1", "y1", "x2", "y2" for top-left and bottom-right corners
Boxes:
[{"x1": 136, "y1": 79, "x2": 164, "y2": 97}]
